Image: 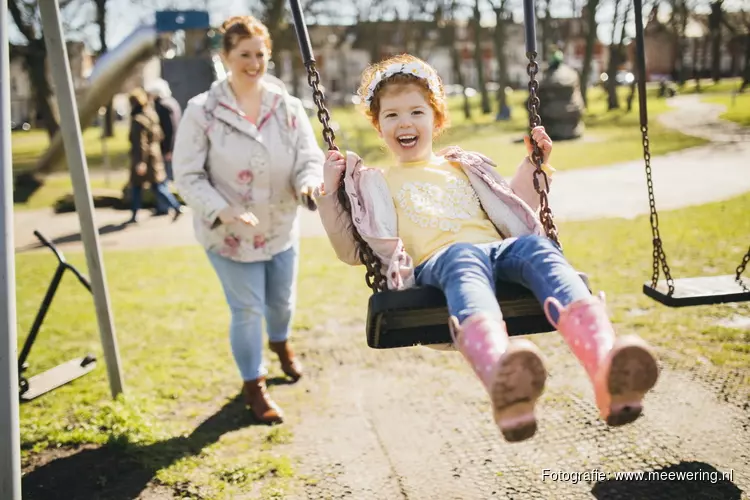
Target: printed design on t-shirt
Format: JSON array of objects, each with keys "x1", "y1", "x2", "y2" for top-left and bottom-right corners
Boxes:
[{"x1": 395, "y1": 174, "x2": 483, "y2": 233}]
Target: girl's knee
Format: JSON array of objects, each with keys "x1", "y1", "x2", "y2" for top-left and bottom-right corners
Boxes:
[
  {"x1": 518, "y1": 234, "x2": 562, "y2": 255},
  {"x1": 443, "y1": 242, "x2": 489, "y2": 263}
]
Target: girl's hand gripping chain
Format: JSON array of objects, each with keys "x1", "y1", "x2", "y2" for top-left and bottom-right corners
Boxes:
[
  {"x1": 523, "y1": 126, "x2": 553, "y2": 165},
  {"x1": 323, "y1": 149, "x2": 346, "y2": 194}
]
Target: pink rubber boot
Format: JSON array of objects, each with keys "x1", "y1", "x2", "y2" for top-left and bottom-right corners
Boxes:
[
  {"x1": 450, "y1": 313, "x2": 548, "y2": 442},
  {"x1": 544, "y1": 294, "x2": 659, "y2": 426}
]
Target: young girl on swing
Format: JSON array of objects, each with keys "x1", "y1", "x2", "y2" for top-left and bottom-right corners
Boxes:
[{"x1": 317, "y1": 54, "x2": 659, "y2": 442}]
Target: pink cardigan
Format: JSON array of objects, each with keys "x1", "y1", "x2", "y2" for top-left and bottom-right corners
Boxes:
[{"x1": 317, "y1": 147, "x2": 547, "y2": 290}]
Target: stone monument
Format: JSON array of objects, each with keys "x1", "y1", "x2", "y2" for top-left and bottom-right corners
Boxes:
[{"x1": 536, "y1": 51, "x2": 585, "y2": 140}]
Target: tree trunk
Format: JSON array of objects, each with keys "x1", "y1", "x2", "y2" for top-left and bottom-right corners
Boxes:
[
  {"x1": 741, "y1": 34, "x2": 750, "y2": 92},
  {"x1": 493, "y1": 4, "x2": 509, "y2": 117},
  {"x1": 606, "y1": 0, "x2": 622, "y2": 110},
  {"x1": 709, "y1": 0, "x2": 724, "y2": 82},
  {"x1": 540, "y1": 0, "x2": 551, "y2": 62},
  {"x1": 473, "y1": 0, "x2": 491, "y2": 114},
  {"x1": 95, "y1": 0, "x2": 114, "y2": 138},
  {"x1": 26, "y1": 41, "x2": 59, "y2": 139},
  {"x1": 450, "y1": 27, "x2": 471, "y2": 119},
  {"x1": 693, "y1": 37, "x2": 702, "y2": 92},
  {"x1": 580, "y1": 0, "x2": 601, "y2": 107}
]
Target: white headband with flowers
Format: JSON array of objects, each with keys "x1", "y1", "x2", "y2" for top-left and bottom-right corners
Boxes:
[{"x1": 364, "y1": 60, "x2": 442, "y2": 105}]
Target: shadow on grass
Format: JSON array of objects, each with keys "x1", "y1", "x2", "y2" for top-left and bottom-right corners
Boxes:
[
  {"x1": 16, "y1": 223, "x2": 132, "y2": 254},
  {"x1": 591, "y1": 461, "x2": 742, "y2": 500},
  {"x1": 22, "y1": 395, "x2": 274, "y2": 499}
]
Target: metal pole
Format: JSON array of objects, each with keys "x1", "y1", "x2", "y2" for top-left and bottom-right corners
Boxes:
[
  {"x1": 0, "y1": 0, "x2": 23, "y2": 497},
  {"x1": 522, "y1": 0, "x2": 537, "y2": 55},
  {"x1": 39, "y1": 0, "x2": 125, "y2": 398}
]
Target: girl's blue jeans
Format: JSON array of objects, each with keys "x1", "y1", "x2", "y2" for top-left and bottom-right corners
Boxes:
[
  {"x1": 414, "y1": 235, "x2": 590, "y2": 325},
  {"x1": 206, "y1": 245, "x2": 298, "y2": 381}
]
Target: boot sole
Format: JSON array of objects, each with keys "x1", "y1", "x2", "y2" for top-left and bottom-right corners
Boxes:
[
  {"x1": 490, "y1": 340, "x2": 547, "y2": 443},
  {"x1": 605, "y1": 338, "x2": 659, "y2": 427}
]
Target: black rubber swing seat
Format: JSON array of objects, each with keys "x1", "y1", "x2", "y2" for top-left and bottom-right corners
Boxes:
[
  {"x1": 643, "y1": 275, "x2": 750, "y2": 307},
  {"x1": 366, "y1": 272, "x2": 590, "y2": 348}
]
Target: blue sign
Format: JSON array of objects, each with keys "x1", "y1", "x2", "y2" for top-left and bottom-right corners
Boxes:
[{"x1": 155, "y1": 10, "x2": 210, "y2": 32}]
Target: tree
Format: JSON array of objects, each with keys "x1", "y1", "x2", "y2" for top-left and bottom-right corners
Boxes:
[
  {"x1": 472, "y1": 0, "x2": 491, "y2": 113},
  {"x1": 93, "y1": 0, "x2": 114, "y2": 138},
  {"x1": 489, "y1": 0, "x2": 511, "y2": 116},
  {"x1": 708, "y1": 0, "x2": 724, "y2": 82},
  {"x1": 605, "y1": 0, "x2": 625, "y2": 110},
  {"x1": 580, "y1": 0, "x2": 601, "y2": 107},
  {"x1": 741, "y1": 7, "x2": 750, "y2": 91}
]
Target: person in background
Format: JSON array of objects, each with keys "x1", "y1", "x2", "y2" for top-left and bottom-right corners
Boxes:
[
  {"x1": 145, "y1": 78, "x2": 182, "y2": 181},
  {"x1": 127, "y1": 88, "x2": 183, "y2": 224}
]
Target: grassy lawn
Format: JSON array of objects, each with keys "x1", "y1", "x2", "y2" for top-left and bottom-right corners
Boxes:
[
  {"x1": 17, "y1": 171, "x2": 128, "y2": 211},
  {"x1": 16, "y1": 189, "x2": 750, "y2": 497},
  {"x1": 315, "y1": 86, "x2": 706, "y2": 175},
  {"x1": 675, "y1": 77, "x2": 744, "y2": 95},
  {"x1": 11, "y1": 123, "x2": 131, "y2": 173},
  {"x1": 12, "y1": 86, "x2": 700, "y2": 189},
  {"x1": 702, "y1": 92, "x2": 750, "y2": 127}
]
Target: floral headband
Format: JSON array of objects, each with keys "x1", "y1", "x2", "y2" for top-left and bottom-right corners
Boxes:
[{"x1": 364, "y1": 61, "x2": 442, "y2": 106}]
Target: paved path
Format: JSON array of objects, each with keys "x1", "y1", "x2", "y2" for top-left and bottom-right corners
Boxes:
[{"x1": 13, "y1": 95, "x2": 750, "y2": 253}]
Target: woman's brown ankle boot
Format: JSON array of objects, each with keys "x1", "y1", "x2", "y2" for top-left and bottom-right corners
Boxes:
[
  {"x1": 269, "y1": 341, "x2": 303, "y2": 381},
  {"x1": 242, "y1": 377, "x2": 284, "y2": 424}
]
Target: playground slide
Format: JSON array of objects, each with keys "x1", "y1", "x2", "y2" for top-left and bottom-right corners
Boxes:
[{"x1": 35, "y1": 24, "x2": 159, "y2": 173}]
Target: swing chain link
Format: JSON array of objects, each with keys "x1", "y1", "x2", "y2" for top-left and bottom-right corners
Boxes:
[
  {"x1": 640, "y1": 124, "x2": 675, "y2": 294},
  {"x1": 525, "y1": 51, "x2": 559, "y2": 246},
  {"x1": 305, "y1": 62, "x2": 337, "y2": 150},
  {"x1": 736, "y1": 245, "x2": 750, "y2": 292},
  {"x1": 303, "y1": 61, "x2": 387, "y2": 293}
]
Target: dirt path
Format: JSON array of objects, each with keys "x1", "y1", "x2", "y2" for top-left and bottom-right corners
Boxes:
[{"x1": 281, "y1": 325, "x2": 749, "y2": 499}]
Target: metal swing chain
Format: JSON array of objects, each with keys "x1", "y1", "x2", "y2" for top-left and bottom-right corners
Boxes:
[
  {"x1": 305, "y1": 62, "x2": 337, "y2": 150},
  {"x1": 525, "y1": 51, "x2": 559, "y2": 245},
  {"x1": 640, "y1": 124, "x2": 675, "y2": 294},
  {"x1": 303, "y1": 62, "x2": 387, "y2": 293},
  {"x1": 632, "y1": 0, "x2": 674, "y2": 295},
  {"x1": 736, "y1": 245, "x2": 750, "y2": 292}
]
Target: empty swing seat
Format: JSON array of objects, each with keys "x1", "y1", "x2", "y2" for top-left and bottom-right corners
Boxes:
[
  {"x1": 643, "y1": 275, "x2": 750, "y2": 307},
  {"x1": 366, "y1": 272, "x2": 590, "y2": 348}
]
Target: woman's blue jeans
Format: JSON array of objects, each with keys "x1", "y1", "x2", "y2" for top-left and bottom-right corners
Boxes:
[
  {"x1": 415, "y1": 235, "x2": 590, "y2": 325},
  {"x1": 206, "y1": 245, "x2": 298, "y2": 381}
]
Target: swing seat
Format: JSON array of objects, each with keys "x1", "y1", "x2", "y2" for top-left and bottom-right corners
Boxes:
[
  {"x1": 366, "y1": 272, "x2": 590, "y2": 348},
  {"x1": 643, "y1": 275, "x2": 750, "y2": 307}
]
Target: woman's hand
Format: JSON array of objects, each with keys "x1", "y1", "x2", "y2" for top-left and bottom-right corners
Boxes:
[
  {"x1": 524, "y1": 126, "x2": 553, "y2": 164},
  {"x1": 218, "y1": 206, "x2": 258, "y2": 226},
  {"x1": 323, "y1": 150, "x2": 345, "y2": 193},
  {"x1": 299, "y1": 185, "x2": 317, "y2": 211}
]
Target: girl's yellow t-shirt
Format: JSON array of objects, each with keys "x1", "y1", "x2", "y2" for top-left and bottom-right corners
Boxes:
[{"x1": 385, "y1": 154, "x2": 501, "y2": 266}]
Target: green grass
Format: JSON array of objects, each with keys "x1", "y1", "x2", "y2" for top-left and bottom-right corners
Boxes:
[
  {"x1": 16, "y1": 188, "x2": 750, "y2": 497},
  {"x1": 675, "y1": 77, "x2": 744, "y2": 95},
  {"x1": 11, "y1": 86, "x2": 707, "y2": 212},
  {"x1": 16, "y1": 171, "x2": 127, "y2": 211},
  {"x1": 702, "y1": 92, "x2": 750, "y2": 127},
  {"x1": 11, "y1": 123, "x2": 131, "y2": 173},
  {"x1": 316, "y1": 86, "x2": 706, "y2": 175}
]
